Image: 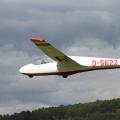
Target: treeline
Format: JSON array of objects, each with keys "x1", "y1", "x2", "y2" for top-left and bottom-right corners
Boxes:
[{"x1": 1, "y1": 98, "x2": 120, "y2": 120}]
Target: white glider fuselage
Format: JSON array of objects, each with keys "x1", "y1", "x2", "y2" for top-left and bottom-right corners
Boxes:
[{"x1": 19, "y1": 56, "x2": 120, "y2": 78}]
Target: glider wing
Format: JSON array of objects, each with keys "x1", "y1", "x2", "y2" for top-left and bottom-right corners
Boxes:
[{"x1": 31, "y1": 38, "x2": 84, "y2": 69}]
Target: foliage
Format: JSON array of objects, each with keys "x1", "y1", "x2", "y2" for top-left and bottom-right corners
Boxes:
[{"x1": 1, "y1": 99, "x2": 120, "y2": 120}]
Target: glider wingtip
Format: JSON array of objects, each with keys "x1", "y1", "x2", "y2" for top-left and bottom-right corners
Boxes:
[{"x1": 31, "y1": 38, "x2": 45, "y2": 41}]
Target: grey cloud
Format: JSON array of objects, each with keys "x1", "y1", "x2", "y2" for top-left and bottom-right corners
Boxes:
[
  {"x1": 0, "y1": 101, "x2": 49, "y2": 114},
  {"x1": 0, "y1": 44, "x2": 58, "y2": 113},
  {"x1": 0, "y1": 0, "x2": 120, "y2": 50},
  {"x1": 0, "y1": 0, "x2": 120, "y2": 114},
  {"x1": 1, "y1": 38, "x2": 120, "y2": 114}
]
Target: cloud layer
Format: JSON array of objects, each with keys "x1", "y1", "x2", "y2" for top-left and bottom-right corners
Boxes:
[{"x1": 0, "y1": 0, "x2": 120, "y2": 114}]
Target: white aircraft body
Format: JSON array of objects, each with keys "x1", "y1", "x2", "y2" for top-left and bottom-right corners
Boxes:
[{"x1": 19, "y1": 38, "x2": 120, "y2": 78}]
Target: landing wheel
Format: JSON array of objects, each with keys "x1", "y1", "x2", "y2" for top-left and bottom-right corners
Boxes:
[
  {"x1": 28, "y1": 75, "x2": 33, "y2": 78},
  {"x1": 62, "y1": 75, "x2": 68, "y2": 78}
]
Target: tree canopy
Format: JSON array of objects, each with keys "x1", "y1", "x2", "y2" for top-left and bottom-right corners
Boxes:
[{"x1": 1, "y1": 98, "x2": 120, "y2": 120}]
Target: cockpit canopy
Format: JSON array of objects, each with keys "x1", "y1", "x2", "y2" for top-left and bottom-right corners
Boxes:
[{"x1": 33, "y1": 58, "x2": 54, "y2": 65}]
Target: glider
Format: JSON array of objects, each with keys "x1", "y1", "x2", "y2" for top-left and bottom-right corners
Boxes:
[{"x1": 19, "y1": 38, "x2": 120, "y2": 78}]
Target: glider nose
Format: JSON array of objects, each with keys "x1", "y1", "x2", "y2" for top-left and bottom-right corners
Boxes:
[
  {"x1": 19, "y1": 64, "x2": 33, "y2": 74},
  {"x1": 19, "y1": 66, "x2": 27, "y2": 74}
]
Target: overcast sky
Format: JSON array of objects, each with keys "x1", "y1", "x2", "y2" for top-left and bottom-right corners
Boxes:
[{"x1": 1, "y1": 0, "x2": 120, "y2": 114}]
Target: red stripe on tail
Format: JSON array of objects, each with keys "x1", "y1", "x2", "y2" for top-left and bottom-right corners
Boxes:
[{"x1": 31, "y1": 38, "x2": 45, "y2": 41}]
